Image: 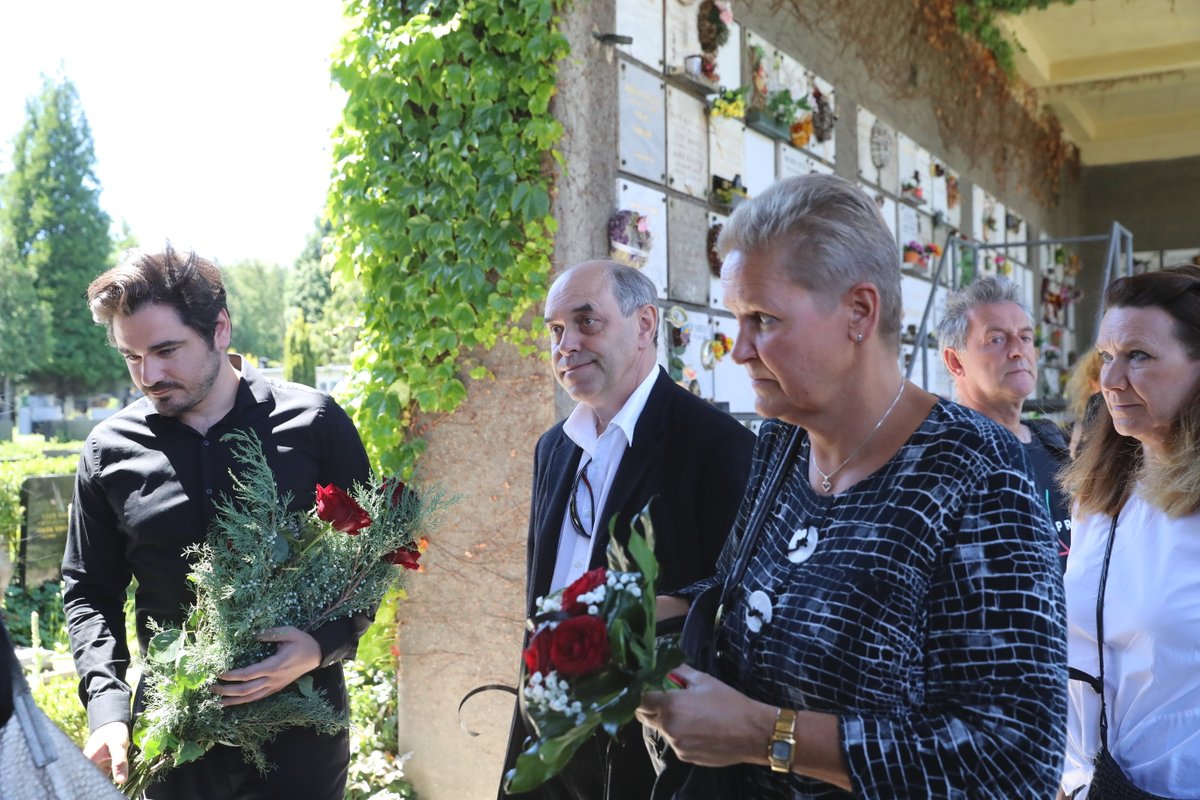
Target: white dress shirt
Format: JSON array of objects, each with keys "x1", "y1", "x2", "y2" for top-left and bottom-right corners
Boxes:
[
  {"x1": 548, "y1": 366, "x2": 659, "y2": 593},
  {"x1": 1062, "y1": 489, "x2": 1200, "y2": 798}
]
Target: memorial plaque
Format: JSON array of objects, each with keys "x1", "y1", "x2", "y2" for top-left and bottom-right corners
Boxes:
[
  {"x1": 897, "y1": 133, "x2": 918, "y2": 199},
  {"x1": 858, "y1": 108, "x2": 899, "y2": 193},
  {"x1": 665, "y1": 0, "x2": 703, "y2": 71},
  {"x1": 930, "y1": 165, "x2": 949, "y2": 219},
  {"x1": 915, "y1": 146, "x2": 932, "y2": 203},
  {"x1": 991, "y1": 200, "x2": 1006, "y2": 247},
  {"x1": 708, "y1": 115, "x2": 744, "y2": 189},
  {"x1": 18, "y1": 475, "x2": 75, "y2": 588},
  {"x1": 618, "y1": 180, "x2": 669, "y2": 297},
  {"x1": 971, "y1": 185, "x2": 987, "y2": 242},
  {"x1": 778, "y1": 145, "x2": 812, "y2": 179},
  {"x1": 617, "y1": 0, "x2": 665, "y2": 70},
  {"x1": 668, "y1": 197, "x2": 711, "y2": 305},
  {"x1": 898, "y1": 203, "x2": 919, "y2": 249},
  {"x1": 619, "y1": 62, "x2": 667, "y2": 184},
  {"x1": 873, "y1": 192, "x2": 899, "y2": 244},
  {"x1": 667, "y1": 87, "x2": 709, "y2": 200},
  {"x1": 712, "y1": 316, "x2": 757, "y2": 413},
  {"x1": 743, "y1": 127, "x2": 776, "y2": 197},
  {"x1": 708, "y1": 211, "x2": 728, "y2": 309},
  {"x1": 713, "y1": 21, "x2": 742, "y2": 89}
]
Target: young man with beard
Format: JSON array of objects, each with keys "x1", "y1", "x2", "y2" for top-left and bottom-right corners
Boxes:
[{"x1": 63, "y1": 245, "x2": 371, "y2": 799}]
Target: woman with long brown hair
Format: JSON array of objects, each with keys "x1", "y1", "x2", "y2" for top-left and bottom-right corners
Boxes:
[{"x1": 1060, "y1": 265, "x2": 1200, "y2": 798}]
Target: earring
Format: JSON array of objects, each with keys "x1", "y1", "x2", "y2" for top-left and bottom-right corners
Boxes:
[{"x1": 856, "y1": 333, "x2": 864, "y2": 343}]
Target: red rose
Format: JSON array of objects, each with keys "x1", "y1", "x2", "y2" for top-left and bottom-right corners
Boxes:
[
  {"x1": 383, "y1": 544, "x2": 422, "y2": 571},
  {"x1": 522, "y1": 629, "x2": 554, "y2": 676},
  {"x1": 381, "y1": 477, "x2": 406, "y2": 507},
  {"x1": 314, "y1": 483, "x2": 372, "y2": 534},
  {"x1": 549, "y1": 615, "x2": 610, "y2": 677},
  {"x1": 562, "y1": 568, "x2": 606, "y2": 615}
]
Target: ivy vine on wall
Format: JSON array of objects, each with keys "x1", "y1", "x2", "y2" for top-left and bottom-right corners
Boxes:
[
  {"x1": 952, "y1": 0, "x2": 1078, "y2": 74},
  {"x1": 327, "y1": 1, "x2": 569, "y2": 474}
]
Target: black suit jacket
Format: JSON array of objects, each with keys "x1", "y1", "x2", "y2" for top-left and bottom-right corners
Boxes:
[{"x1": 501, "y1": 368, "x2": 755, "y2": 800}]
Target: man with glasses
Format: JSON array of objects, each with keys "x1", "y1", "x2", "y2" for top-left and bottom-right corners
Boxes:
[{"x1": 500, "y1": 260, "x2": 755, "y2": 799}]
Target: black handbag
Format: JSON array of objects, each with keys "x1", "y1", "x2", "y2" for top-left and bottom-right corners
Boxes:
[
  {"x1": 650, "y1": 428, "x2": 803, "y2": 800},
  {"x1": 1082, "y1": 515, "x2": 1191, "y2": 800}
]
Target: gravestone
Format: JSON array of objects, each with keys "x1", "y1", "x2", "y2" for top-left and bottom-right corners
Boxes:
[{"x1": 17, "y1": 475, "x2": 75, "y2": 588}]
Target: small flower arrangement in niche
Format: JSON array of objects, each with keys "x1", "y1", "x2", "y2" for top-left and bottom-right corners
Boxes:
[
  {"x1": 945, "y1": 174, "x2": 960, "y2": 209},
  {"x1": 665, "y1": 306, "x2": 690, "y2": 382},
  {"x1": 698, "y1": 0, "x2": 733, "y2": 54},
  {"x1": 903, "y1": 240, "x2": 925, "y2": 267},
  {"x1": 707, "y1": 223, "x2": 724, "y2": 278},
  {"x1": 608, "y1": 210, "x2": 653, "y2": 269},
  {"x1": 124, "y1": 430, "x2": 442, "y2": 797},
  {"x1": 811, "y1": 85, "x2": 836, "y2": 142},
  {"x1": 924, "y1": 242, "x2": 944, "y2": 259},
  {"x1": 709, "y1": 86, "x2": 746, "y2": 119},
  {"x1": 1005, "y1": 211, "x2": 1022, "y2": 233},
  {"x1": 712, "y1": 174, "x2": 748, "y2": 210},
  {"x1": 503, "y1": 509, "x2": 684, "y2": 794},
  {"x1": 701, "y1": 331, "x2": 734, "y2": 368},
  {"x1": 900, "y1": 171, "x2": 924, "y2": 203},
  {"x1": 790, "y1": 114, "x2": 814, "y2": 148}
]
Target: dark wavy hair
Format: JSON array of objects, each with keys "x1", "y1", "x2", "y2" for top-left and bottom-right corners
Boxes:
[
  {"x1": 1062, "y1": 265, "x2": 1200, "y2": 517},
  {"x1": 87, "y1": 244, "x2": 228, "y2": 346}
]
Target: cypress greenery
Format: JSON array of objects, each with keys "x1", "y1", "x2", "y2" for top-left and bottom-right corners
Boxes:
[{"x1": 0, "y1": 76, "x2": 122, "y2": 395}]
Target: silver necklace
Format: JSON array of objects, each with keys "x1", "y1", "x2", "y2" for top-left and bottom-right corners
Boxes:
[{"x1": 813, "y1": 380, "x2": 906, "y2": 493}]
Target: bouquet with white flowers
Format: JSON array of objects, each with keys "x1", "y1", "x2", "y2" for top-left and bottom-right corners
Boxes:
[{"x1": 504, "y1": 508, "x2": 684, "y2": 794}]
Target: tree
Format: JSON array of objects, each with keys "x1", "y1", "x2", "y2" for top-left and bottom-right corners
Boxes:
[
  {"x1": 223, "y1": 259, "x2": 289, "y2": 363},
  {"x1": 283, "y1": 312, "x2": 317, "y2": 387},
  {"x1": 285, "y1": 220, "x2": 361, "y2": 365},
  {"x1": 0, "y1": 75, "x2": 123, "y2": 396}
]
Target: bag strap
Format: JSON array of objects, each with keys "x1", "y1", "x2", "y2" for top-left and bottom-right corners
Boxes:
[
  {"x1": 1096, "y1": 513, "x2": 1120, "y2": 750},
  {"x1": 715, "y1": 426, "x2": 804, "y2": 618}
]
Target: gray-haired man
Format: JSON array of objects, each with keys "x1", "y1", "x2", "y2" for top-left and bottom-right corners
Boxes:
[{"x1": 938, "y1": 276, "x2": 1071, "y2": 569}]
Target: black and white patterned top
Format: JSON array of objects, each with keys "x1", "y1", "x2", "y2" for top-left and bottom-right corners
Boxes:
[{"x1": 689, "y1": 400, "x2": 1067, "y2": 799}]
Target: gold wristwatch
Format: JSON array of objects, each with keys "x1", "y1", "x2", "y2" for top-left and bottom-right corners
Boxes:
[{"x1": 767, "y1": 707, "x2": 796, "y2": 773}]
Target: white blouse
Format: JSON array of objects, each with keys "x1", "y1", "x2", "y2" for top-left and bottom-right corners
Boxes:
[{"x1": 1062, "y1": 490, "x2": 1200, "y2": 797}]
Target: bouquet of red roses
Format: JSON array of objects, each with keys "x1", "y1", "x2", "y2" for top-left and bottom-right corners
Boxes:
[
  {"x1": 123, "y1": 429, "x2": 439, "y2": 797},
  {"x1": 504, "y1": 508, "x2": 684, "y2": 794}
]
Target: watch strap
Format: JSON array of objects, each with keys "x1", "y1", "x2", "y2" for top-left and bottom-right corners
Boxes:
[{"x1": 768, "y1": 707, "x2": 797, "y2": 773}]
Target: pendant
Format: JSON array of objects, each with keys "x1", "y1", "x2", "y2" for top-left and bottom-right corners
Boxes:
[
  {"x1": 821, "y1": 476, "x2": 832, "y2": 492},
  {"x1": 787, "y1": 526, "x2": 819, "y2": 564}
]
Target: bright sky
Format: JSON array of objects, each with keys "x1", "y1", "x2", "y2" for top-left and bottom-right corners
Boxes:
[{"x1": 0, "y1": 1, "x2": 350, "y2": 266}]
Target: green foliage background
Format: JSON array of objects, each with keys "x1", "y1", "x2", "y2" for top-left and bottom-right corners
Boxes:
[
  {"x1": 0, "y1": 76, "x2": 123, "y2": 395},
  {"x1": 327, "y1": 0, "x2": 569, "y2": 475}
]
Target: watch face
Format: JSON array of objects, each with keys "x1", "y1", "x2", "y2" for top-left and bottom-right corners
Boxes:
[{"x1": 770, "y1": 739, "x2": 793, "y2": 762}]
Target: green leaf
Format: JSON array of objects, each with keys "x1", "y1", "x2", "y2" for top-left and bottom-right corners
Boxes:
[
  {"x1": 270, "y1": 530, "x2": 291, "y2": 563},
  {"x1": 173, "y1": 740, "x2": 210, "y2": 767},
  {"x1": 295, "y1": 675, "x2": 316, "y2": 699},
  {"x1": 147, "y1": 629, "x2": 185, "y2": 665}
]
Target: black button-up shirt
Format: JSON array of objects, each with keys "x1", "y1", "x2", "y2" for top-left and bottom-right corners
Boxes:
[{"x1": 63, "y1": 359, "x2": 371, "y2": 731}]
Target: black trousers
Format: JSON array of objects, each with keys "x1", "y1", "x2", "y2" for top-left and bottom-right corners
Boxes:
[{"x1": 140, "y1": 665, "x2": 350, "y2": 800}]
